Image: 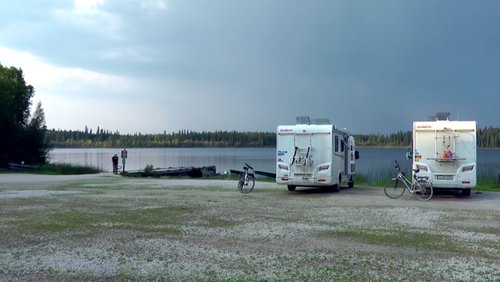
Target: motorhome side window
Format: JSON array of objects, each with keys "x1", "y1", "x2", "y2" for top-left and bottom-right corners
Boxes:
[
  {"x1": 335, "y1": 135, "x2": 339, "y2": 152},
  {"x1": 341, "y1": 138, "x2": 345, "y2": 152}
]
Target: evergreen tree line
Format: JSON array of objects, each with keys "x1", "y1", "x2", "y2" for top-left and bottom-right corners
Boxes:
[
  {"x1": 0, "y1": 63, "x2": 48, "y2": 167},
  {"x1": 45, "y1": 127, "x2": 499, "y2": 148},
  {"x1": 354, "y1": 131, "x2": 412, "y2": 147},
  {"x1": 477, "y1": 127, "x2": 500, "y2": 148},
  {"x1": 45, "y1": 129, "x2": 276, "y2": 148}
]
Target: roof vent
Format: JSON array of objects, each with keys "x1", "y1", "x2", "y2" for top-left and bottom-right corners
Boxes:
[
  {"x1": 296, "y1": 116, "x2": 310, "y2": 125},
  {"x1": 435, "y1": 112, "x2": 451, "y2": 121}
]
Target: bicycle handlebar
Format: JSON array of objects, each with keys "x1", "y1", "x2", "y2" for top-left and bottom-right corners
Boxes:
[
  {"x1": 245, "y1": 163, "x2": 254, "y2": 170},
  {"x1": 394, "y1": 160, "x2": 420, "y2": 178},
  {"x1": 394, "y1": 160, "x2": 401, "y2": 171}
]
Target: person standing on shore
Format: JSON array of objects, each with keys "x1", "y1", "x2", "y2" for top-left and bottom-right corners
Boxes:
[{"x1": 112, "y1": 154, "x2": 119, "y2": 174}]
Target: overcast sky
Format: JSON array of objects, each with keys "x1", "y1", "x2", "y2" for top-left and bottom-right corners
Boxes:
[{"x1": 1, "y1": 0, "x2": 499, "y2": 134}]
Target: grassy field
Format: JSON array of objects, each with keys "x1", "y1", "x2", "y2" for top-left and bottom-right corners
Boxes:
[{"x1": 0, "y1": 175, "x2": 499, "y2": 281}]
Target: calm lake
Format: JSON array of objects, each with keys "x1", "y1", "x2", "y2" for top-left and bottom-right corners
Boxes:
[{"x1": 49, "y1": 147, "x2": 500, "y2": 180}]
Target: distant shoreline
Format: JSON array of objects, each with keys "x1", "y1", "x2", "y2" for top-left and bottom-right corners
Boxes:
[{"x1": 46, "y1": 127, "x2": 499, "y2": 149}]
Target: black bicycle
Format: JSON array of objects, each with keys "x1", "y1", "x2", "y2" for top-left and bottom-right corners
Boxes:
[{"x1": 237, "y1": 163, "x2": 255, "y2": 194}]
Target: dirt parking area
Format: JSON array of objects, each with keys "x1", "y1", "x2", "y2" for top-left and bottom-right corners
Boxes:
[{"x1": 0, "y1": 173, "x2": 499, "y2": 281}]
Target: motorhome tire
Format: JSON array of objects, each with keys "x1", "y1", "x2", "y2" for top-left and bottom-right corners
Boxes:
[
  {"x1": 337, "y1": 174, "x2": 343, "y2": 190},
  {"x1": 348, "y1": 175, "x2": 354, "y2": 188},
  {"x1": 330, "y1": 184, "x2": 340, "y2": 192},
  {"x1": 287, "y1": 185, "x2": 296, "y2": 192},
  {"x1": 461, "y1": 189, "x2": 471, "y2": 197}
]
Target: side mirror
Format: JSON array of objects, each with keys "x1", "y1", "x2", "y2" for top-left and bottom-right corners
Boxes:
[{"x1": 355, "y1": 151, "x2": 360, "y2": 160}]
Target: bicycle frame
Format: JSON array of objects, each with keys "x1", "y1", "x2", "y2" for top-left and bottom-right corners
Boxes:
[
  {"x1": 394, "y1": 161, "x2": 421, "y2": 193},
  {"x1": 385, "y1": 160, "x2": 433, "y2": 201},
  {"x1": 242, "y1": 168, "x2": 249, "y2": 185},
  {"x1": 243, "y1": 163, "x2": 255, "y2": 178},
  {"x1": 397, "y1": 172, "x2": 425, "y2": 194},
  {"x1": 395, "y1": 172, "x2": 412, "y2": 191}
]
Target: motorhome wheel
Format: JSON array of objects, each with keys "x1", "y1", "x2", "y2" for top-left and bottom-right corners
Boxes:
[{"x1": 462, "y1": 189, "x2": 471, "y2": 197}]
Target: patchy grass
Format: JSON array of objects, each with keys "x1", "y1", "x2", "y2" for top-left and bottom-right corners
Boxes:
[
  {"x1": 1, "y1": 163, "x2": 101, "y2": 174},
  {"x1": 0, "y1": 177, "x2": 499, "y2": 281},
  {"x1": 320, "y1": 228, "x2": 464, "y2": 253},
  {"x1": 33, "y1": 163, "x2": 102, "y2": 175},
  {"x1": 9, "y1": 205, "x2": 195, "y2": 235},
  {"x1": 476, "y1": 177, "x2": 500, "y2": 191}
]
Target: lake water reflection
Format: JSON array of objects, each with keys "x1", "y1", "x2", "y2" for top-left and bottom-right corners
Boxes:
[
  {"x1": 49, "y1": 147, "x2": 500, "y2": 179},
  {"x1": 49, "y1": 148, "x2": 276, "y2": 175}
]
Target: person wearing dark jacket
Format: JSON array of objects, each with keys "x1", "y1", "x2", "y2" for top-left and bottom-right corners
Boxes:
[{"x1": 112, "y1": 154, "x2": 119, "y2": 174}]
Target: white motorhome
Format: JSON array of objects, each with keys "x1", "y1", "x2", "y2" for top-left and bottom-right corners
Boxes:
[
  {"x1": 276, "y1": 117, "x2": 358, "y2": 191},
  {"x1": 412, "y1": 113, "x2": 477, "y2": 196}
]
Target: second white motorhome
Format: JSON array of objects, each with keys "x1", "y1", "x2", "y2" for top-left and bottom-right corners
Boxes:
[
  {"x1": 412, "y1": 113, "x2": 477, "y2": 196},
  {"x1": 276, "y1": 117, "x2": 359, "y2": 191}
]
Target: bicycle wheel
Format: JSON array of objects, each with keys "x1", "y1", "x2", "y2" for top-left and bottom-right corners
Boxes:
[
  {"x1": 239, "y1": 174, "x2": 255, "y2": 194},
  {"x1": 413, "y1": 179, "x2": 433, "y2": 201},
  {"x1": 384, "y1": 178, "x2": 405, "y2": 199}
]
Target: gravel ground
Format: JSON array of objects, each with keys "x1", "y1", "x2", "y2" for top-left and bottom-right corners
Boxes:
[{"x1": 0, "y1": 173, "x2": 499, "y2": 281}]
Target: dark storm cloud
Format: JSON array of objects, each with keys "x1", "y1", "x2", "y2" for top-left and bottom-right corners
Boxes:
[{"x1": 0, "y1": 0, "x2": 498, "y2": 133}]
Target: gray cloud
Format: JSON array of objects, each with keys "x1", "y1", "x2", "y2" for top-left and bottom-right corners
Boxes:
[{"x1": 1, "y1": 0, "x2": 499, "y2": 133}]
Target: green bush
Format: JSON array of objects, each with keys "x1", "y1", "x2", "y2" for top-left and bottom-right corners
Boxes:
[
  {"x1": 34, "y1": 163, "x2": 101, "y2": 175},
  {"x1": 144, "y1": 164, "x2": 154, "y2": 174}
]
